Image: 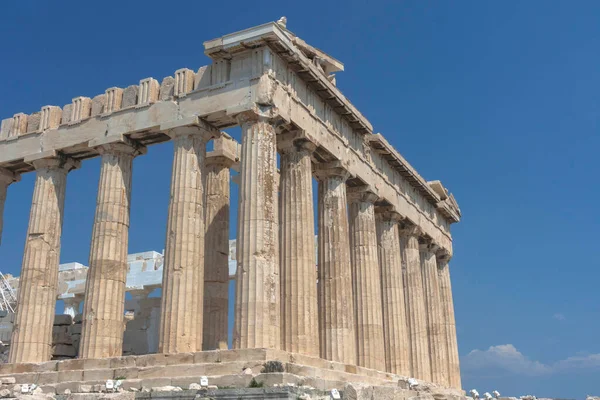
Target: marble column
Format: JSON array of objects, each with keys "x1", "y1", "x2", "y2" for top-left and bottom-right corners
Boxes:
[
  {"x1": 315, "y1": 163, "x2": 356, "y2": 364},
  {"x1": 9, "y1": 157, "x2": 78, "y2": 363},
  {"x1": 376, "y1": 210, "x2": 410, "y2": 376},
  {"x1": 0, "y1": 168, "x2": 19, "y2": 245},
  {"x1": 437, "y1": 253, "x2": 462, "y2": 389},
  {"x1": 233, "y1": 112, "x2": 280, "y2": 349},
  {"x1": 203, "y1": 147, "x2": 235, "y2": 351},
  {"x1": 80, "y1": 141, "x2": 145, "y2": 359},
  {"x1": 347, "y1": 186, "x2": 385, "y2": 371},
  {"x1": 279, "y1": 139, "x2": 318, "y2": 356},
  {"x1": 158, "y1": 126, "x2": 214, "y2": 354},
  {"x1": 420, "y1": 240, "x2": 448, "y2": 386},
  {"x1": 400, "y1": 224, "x2": 431, "y2": 381}
]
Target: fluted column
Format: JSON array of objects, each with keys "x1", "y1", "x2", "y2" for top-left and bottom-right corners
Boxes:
[
  {"x1": 375, "y1": 210, "x2": 410, "y2": 376},
  {"x1": 315, "y1": 163, "x2": 356, "y2": 364},
  {"x1": 0, "y1": 168, "x2": 19, "y2": 245},
  {"x1": 437, "y1": 253, "x2": 462, "y2": 389},
  {"x1": 158, "y1": 125, "x2": 215, "y2": 354},
  {"x1": 400, "y1": 224, "x2": 431, "y2": 381},
  {"x1": 347, "y1": 186, "x2": 385, "y2": 371},
  {"x1": 420, "y1": 240, "x2": 448, "y2": 386},
  {"x1": 80, "y1": 141, "x2": 145, "y2": 359},
  {"x1": 233, "y1": 112, "x2": 280, "y2": 349},
  {"x1": 203, "y1": 143, "x2": 235, "y2": 350},
  {"x1": 279, "y1": 139, "x2": 318, "y2": 355},
  {"x1": 9, "y1": 157, "x2": 78, "y2": 363}
]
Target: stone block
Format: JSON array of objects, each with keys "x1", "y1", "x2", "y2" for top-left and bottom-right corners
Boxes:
[
  {"x1": 165, "y1": 352, "x2": 194, "y2": 365},
  {"x1": 53, "y1": 344, "x2": 76, "y2": 357},
  {"x1": 105, "y1": 87, "x2": 124, "y2": 113},
  {"x1": 54, "y1": 314, "x2": 73, "y2": 326},
  {"x1": 203, "y1": 361, "x2": 264, "y2": 376},
  {"x1": 218, "y1": 348, "x2": 268, "y2": 363},
  {"x1": 26, "y1": 112, "x2": 41, "y2": 133},
  {"x1": 55, "y1": 382, "x2": 81, "y2": 395},
  {"x1": 110, "y1": 356, "x2": 136, "y2": 369},
  {"x1": 84, "y1": 358, "x2": 111, "y2": 370},
  {"x1": 61, "y1": 104, "x2": 73, "y2": 124},
  {"x1": 11, "y1": 364, "x2": 34, "y2": 374},
  {"x1": 254, "y1": 372, "x2": 302, "y2": 387},
  {"x1": 0, "y1": 377, "x2": 15, "y2": 384},
  {"x1": 140, "y1": 377, "x2": 171, "y2": 390},
  {"x1": 52, "y1": 326, "x2": 71, "y2": 345},
  {"x1": 303, "y1": 376, "x2": 345, "y2": 391},
  {"x1": 137, "y1": 366, "x2": 166, "y2": 379},
  {"x1": 122, "y1": 85, "x2": 139, "y2": 108},
  {"x1": 195, "y1": 65, "x2": 211, "y2": 90},
  {"x1": 174, "y1": 68, "x2": 194, "y2": 96},
  {"x1": 40, "y1": 106, "x2": 62, "y2": 130},
  {"x1": 38, "y1": 384, "x2": 57, "y2": 394},
  {"x1": 70, "y1": 97, "x2": 92, "y2": 122},
  {"x1": 284, "y1": 364, "x2": 316, "y2": 377},
  {"x1": 73, "y1": 314, "x2": 83, "y2": 324},
  {"x1": 138, "y1": 78, "x2": 159, "y2": 105},
  {"x1": 120, "y1": 379, "x2": 142, "y2": 391},
  {"x1": 31, "y1": 361, "x2": 58, "y2": 373},
  {"x1": 83, "y1": 369, "x2": 113, "y2": 381},
  {"x1": 11, "y1": 113, "x2": 27, "y2": 138},
  {"x1": 58, "y1": 358, "x2": 84, "y2": 371},
  {"x1": 159, "y1": 77, "x2": 174, "y2": 100},
  {"x1": 13, "y1": 372, "x2": 39, "y2": 384},
  {"x1": 91, "y1": 94, "x2": 106, "y2": 116},
  {"x1": 162, "y1": 364, "x2": 207, "y2": 378},
  {"x1": 169, "y1": 376, "x2": 200, "y2": 389},
  {"x1": 344, "y1": 364, "x2": 358, "y2": 374},
  {"x1": 135, "y1": 353, "x2": 166, "y2": 368},
  {"x1": 193, "y1": 350, "x2": 220, "y2": 364},
  {"x1": 114, "y1": 367, "x2": 138, "y2": 379},
  {"x1": 209, "y1": 374, "x2": 252, "y2": 388},
  {"x1": 289, "y1": 353, "x2": 330, "y2": 370},
  {"x1": 36, "y1": 372, "x2": 58, "y2": 385},
  {"x1": 0, "y1": 118, "x2": 13, "y2": 140},
  {"x1": 69, "y1": 323, "x2": 82, "y2": 335},
  {"x1": 58, "y1": 369, "x2": 83, "y2": 382}
]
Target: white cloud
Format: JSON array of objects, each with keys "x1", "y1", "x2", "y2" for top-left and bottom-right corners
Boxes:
[
  {"x1": 553, "y1": 313, "x2": 566, "y2": 321},
  {"x1": 463, "y1": 344, "x2": 600, "y2": 376},
  {"x1": 463, "y1": 344, "x2": 552, "y2": 376}
]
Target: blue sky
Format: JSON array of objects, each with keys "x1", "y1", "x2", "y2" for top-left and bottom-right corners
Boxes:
[{"x1": 1, "y1": 1, "x2": 599, "y2": 398}]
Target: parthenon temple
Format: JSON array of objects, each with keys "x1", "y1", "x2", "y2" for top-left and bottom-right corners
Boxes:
[{"x1": 0, "y1": 19, "x2": 463, "y2": 397}]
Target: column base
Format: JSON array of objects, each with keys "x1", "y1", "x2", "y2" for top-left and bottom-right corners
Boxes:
[{"x1": 0, "y1": 349, "x2": 464, "y2": 398}]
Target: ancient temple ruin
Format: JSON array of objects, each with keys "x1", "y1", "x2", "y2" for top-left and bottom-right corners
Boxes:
[{"x1": 0, "y1": 19, "x2": 463, "y2": 397}]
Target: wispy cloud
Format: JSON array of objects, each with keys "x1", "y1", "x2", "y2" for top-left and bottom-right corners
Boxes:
[
  {"x1": 462, "y1": 344, "x2": 600, "y2": 376},
  {"x1": 553, "y1": 313, "x2": 566, "y2": 321}
]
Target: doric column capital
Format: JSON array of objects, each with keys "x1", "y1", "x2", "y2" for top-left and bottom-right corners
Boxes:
[
  {"x1": 234, "y1": 106, "x2": 288, "y2": 128},
  {"x1": 30, "y1": 155, "x2": 80, "y2": 173},
  {"x1": 436, "y1": 249, "x2": 452, "y2": 266},
  {"x1": 374, "y1": 206, "x2": 403, "y2": 223},
  {"x1": 97, "y1": 140, "x2": 147, "y2": 158},
  {"x1": 418, "y1": 237, "x2": 440, "y2": 254},
  {"x1": 398, "y1": 222, "x2": 421, "y2": 238},
  {"x1": 314, "y1": 161, "x2": 351, "y2": 181},
  {"x1": 0, "y1": 167, "x2": 20, "y2": 185},
  {"x1": 277, "y1": 130, "x2": 317, "y2": 155},
  {"x1": 207, "y1": 133, "x2": 239, "y2": 169},
  {"x1": 347, "y1": 185, "x2": 378, "y2": 204},
  {"x1": 163, "y1": 118, "x2": 220, "y2": 142}
]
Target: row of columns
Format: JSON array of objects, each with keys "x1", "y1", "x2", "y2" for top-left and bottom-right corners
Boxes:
[{"x1": 3, "y1": 113, "x2": 460, "y2": 390}]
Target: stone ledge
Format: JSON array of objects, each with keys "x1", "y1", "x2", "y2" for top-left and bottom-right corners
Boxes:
[{"x1": 0, "y1": 349, "x2": 463, "y2": 398}]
